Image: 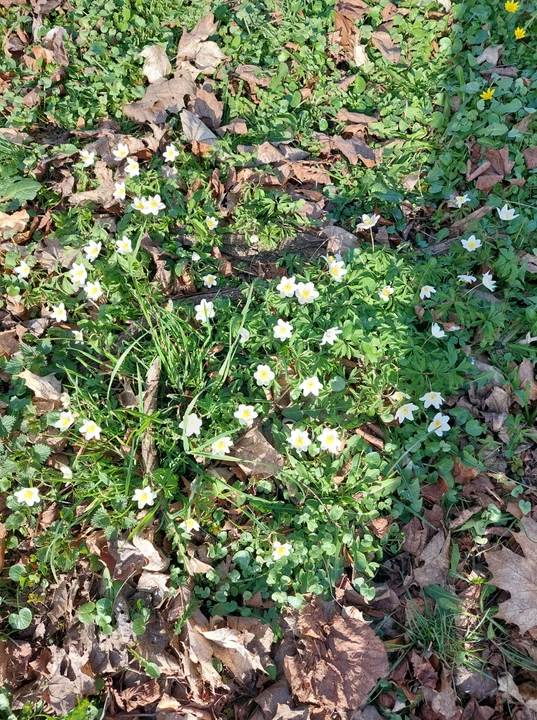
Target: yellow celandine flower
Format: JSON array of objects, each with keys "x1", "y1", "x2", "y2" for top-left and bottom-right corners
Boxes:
[
  {"x1": 480, "y1": 88, "x2": 495, "y2": 101},
  {"x1": 504, "y1": 0, "x2": 519, "y2": 11},
  {"x1": 514, "y1": 27, "x2": 526, "y2": 39}
]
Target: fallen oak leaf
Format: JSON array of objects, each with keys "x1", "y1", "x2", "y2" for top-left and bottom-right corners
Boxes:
[{"x1": 486, "y1": 517, "x2": 537, "y2": 634}]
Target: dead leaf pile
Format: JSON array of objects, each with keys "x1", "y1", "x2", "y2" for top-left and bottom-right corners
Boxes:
[{"x1": 466, "y1": 144, "x2": 520, "y2": 193}]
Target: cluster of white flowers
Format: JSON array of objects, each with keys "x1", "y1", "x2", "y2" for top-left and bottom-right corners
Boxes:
[{"x1": 393, "y1": 390, "x2": 450, "y2": 436}]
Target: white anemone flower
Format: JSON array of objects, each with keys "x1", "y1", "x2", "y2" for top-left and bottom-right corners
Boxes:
[
  {"x1": 272, "y1": 540, "x2": 292, "y2": 561},
  {"x1": 254, "y1": 364, "x2": 275, "y2": 386},
  {"x1": 395, "y1": 403, "x2": 418, "y2": 423},
  {"x1": 357, "y1": 213, "x2": 380, "y2": 230},
  {"x1": 116, "y1": 236, "x2": 132, "y2": 255},
  {"x1": 14, "y1": 260, "x2": 31, "y2": 279},
  {"x1": 273, "y1": 319, "x2": 293, "y2": 340},
  {"x1": 79, "y1": 419, "x2": 102, "y2": 440},
  {"x1": 203, "y1": 274, "x2": 217, "y2": 288},
  {"x1": 133, "y1": 486, "x2": 157, "y2": 509},
  {"x1": 211, "y1": 436, "x2": 233, "y2": 455},
  {"x1": 318, "y1": 427, "x2": 341, "y2": 453},
  {"x1": 420, "y1": 285, "x2": 436, "y2": 300},
  {"x1": 276, "y1": 276, "x2": 297, "y2": 298},
  {"x1": 83, "y1": 239, "x2": 102, "y2": 262},
  {"x1": 287, "y1": 428, "x2": 311, "y2": 453},
  {"x1": 50, "y1": 303, "x2": 67, "y2": 323},
  {"x1": 420, "y1": 391, "x2": 444, "y2": 409},
  {"x1": 428, "y1": 413, "x2": 451, "y2": 436},
  {"x1": 14, "y1": 487, "x2": 40, "y2": 506},
  {"x1": 295, "y1": 281, "x2": 319, "y2": 305},
  {"x1": 194, "y1": 299, "x2": 215, "y2": 323},
  {"x1": 234, "y1": 404, "x2": 258, "y2": 427},
  {"x1": 497, "y1": 204, "x2": 519, "y2": 221},
  {"x1": 113, "y1": 143, "x2": 129, "y2": 161},
  {"x1": 461, "y1": 235, "x2": 481, "y2": 252},
  {"x1": 482, "y1": 271, "x2": 497, "y2": 292},
  {"x1": 299, "y1": 376, "x2": 323, "y2": 397},
  {"x1": 179, "y1": 413, "x2": 203, "y2": 437},
  {"x1": 321, "y1": 327, "x2": 342, "y2": 346}
]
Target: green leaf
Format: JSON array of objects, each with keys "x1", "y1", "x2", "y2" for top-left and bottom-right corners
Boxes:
[
  {"x1": 8, "y1": 565, "x2": 27, "y2": 583},
  {"x1": 33, "y1": 444, "x2": 52, "y2": 464},
  {"x1": 78, "y1": 602, "x2": 96, "y2": 624},
  {"x1": 0, "y1": 416, "x2": 16, "y2": 437},
  {"x1": 0, "y1": 177, "x2": 41, "y2": 203},
  {"x1": 8, "y1": 607, "x2": 32, "y2": 630}
]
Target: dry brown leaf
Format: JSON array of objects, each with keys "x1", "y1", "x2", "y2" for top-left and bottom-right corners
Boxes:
[
  {"x1": 476, "y1": 45, "x2": 502, "y2": 66},
  {"x1": 0, "y1": 523, "x2": 5, "y2": 572},
  {"x1": 234, "y1": 64, "x2": 271, "y2": 89},
  {"x1": 42, "y1": 26, "x2": 69, "y2": 66},
  {"x1": 284, "y1": 600, "x2": 389, "y2": 711},
  {"x1": 193, "y1": 41, "x2": 226, "y2": 75},
  {"x1": 193, "y1": 83, "x2": 223, "y2": 128},
  {"x1": 124, "y1": 72, "x2": 196, "y2": 124},
  {"x1": 18, "y1": 369, "x2": 62, "y2": 403},
  {"x1": 414, "y1": 530, "x2": 450, "y2": 588},
  {"x1": 523, "y1": 147, "x2": 537, "y2": 170},
  {"x1": 185, "y1": 611, "x2": 226, "y2": 693},
  {"x1": 330, "y1": 0, "x2": 370, "y2": 56},
  {"x1": 332, "y1": 136, "x2": 382, "y2": 167},
  {"x1": 233, "y1": 427, "x2": 284, "y2": 479},
  {"x1": 0, "y1": 329, "x2": 20, "y2": 358},
  {"x1": 199, "y1": 626, "x2": 265, "y2": 679},
  {"x1": 0, "y1": 209, "x2": 29, "y2": 239},
  {"x1": 130, "y1": 535, "x2": 169, "y2": 572},
  {"x1": 141, "y1": 357, "x2": 160, "y2": 474},
  {"x1": 177, "y1": 12, "x2": 217, "y2": 59},
  {"x1": 518, "y1": 359, "x2": 537, "y2": 401},
  {"x1": 354, "y1": 42, "x2": 368, "y2": 66},
  {"x1": 180, "y1": 109, "x2": 217, "y2": 144},
  {"x1": 486, "y1": 517, "x2": 537, "y2": 634},
  {"x1": 139, "y1": 44, "x2": 171, "y2": 83},
  {"x1": 371, "y1": 29, "x2": 401, "y2": 64},
  {"x1": 322, "y1": 225, "x2": 360, "y2": 254}
]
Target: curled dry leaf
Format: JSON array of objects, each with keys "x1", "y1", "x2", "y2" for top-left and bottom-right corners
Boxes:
[
  {"x1": 518, "y1": 359, "x2": 537, "y2": 401},
  {"x1": 140, "y1": 357, "x2": 160, "y2": 474},
  {"x1": 476, "y1": 45, "x2": 502, "y2": 66},
  {"x1": 486, "y1": 517, "x2": 537, "y2": 634},
  {"x1": 414, "y1": 530, "x2": 451, "y2": 588},
  {"x1": 284, "y1": 599, "x2": 389, "y2": 711},
  {"x1": 124, "y1": 72, "x2": 196, "y2": 125},
  {"x1": 18, "y1": 370, "x2": 62, "y2": 416},
  {"x1": 0, "y1": 209, "x2": 29, "y2": 239},
  {"x1": 180, "y1": 109, "x2": 218, "y2": 144},
  {"x1": 371, "y1": 29, "x2": 401, "y2": 64},
  {"x1": 139, "y1": 44, "x2": 171, "y2": 84},
  {"x1": 233, "y1": 427, "x2": 285, "y2": 479},
  {"x1": 42, "y1": 27, "x2": 69, "y2": 66}
]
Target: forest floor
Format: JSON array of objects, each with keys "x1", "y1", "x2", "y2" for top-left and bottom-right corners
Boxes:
[{"x1": 1, "y1": 0, "x2": 537, "y2": 718}]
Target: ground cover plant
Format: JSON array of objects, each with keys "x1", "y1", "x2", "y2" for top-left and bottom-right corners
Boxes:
[{"x1": 1, "y1": 0, "x2": 537, "y2": 717}]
